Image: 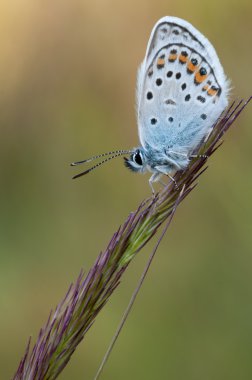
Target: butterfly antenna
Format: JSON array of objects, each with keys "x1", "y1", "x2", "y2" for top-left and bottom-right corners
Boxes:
[
  {"x1": 71, "y1": 150, "x2": 131, "y2": 166},
  {"x1": 72, "y1": 151, "x2": 131, "y2": 179}
]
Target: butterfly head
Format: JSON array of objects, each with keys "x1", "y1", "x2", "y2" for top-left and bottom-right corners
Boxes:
[{"x1": 124, "y1": 147, "x2": 148, "y2": 173}]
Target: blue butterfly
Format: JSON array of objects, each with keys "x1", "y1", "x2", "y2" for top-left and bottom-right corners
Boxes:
[{"x1": 72, "y1": 16, "x2": 229, "y2": 192}]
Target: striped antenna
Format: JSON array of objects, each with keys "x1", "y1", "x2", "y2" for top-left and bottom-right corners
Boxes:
[
  {"x1": 72, "y1": 150, "x2": 132, "y2": 179},
  {"x1": 71, "y1": 150, "x2": 131, "y2": 166}
]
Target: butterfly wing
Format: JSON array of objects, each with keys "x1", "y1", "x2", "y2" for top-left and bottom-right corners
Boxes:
[{"x1": 137, "y1": 16, "x2": 229, "y2": 153}]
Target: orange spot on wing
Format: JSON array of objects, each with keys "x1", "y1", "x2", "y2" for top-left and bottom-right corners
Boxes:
[
  {"x1": 179, "y1": 54, "x2": 188, "y2": 63},
  {"x1": 168, "y1": 54, "x2": 177, "y2": 62},
  {"x1": 195, "y1": 71, "x2": 207, "y2": 84},
  {"x1": 207, "y1": 87, "x2": 218, "y2": 96},
  {"x1": 187, "y1": 61, "x2": 198, "y2": 72},
  {"x1": 202, "y1": 85, "x2": 209, "y2": 91},
  {"x1": 157, "y1": 58, "x2": 165, "y2": 67}
]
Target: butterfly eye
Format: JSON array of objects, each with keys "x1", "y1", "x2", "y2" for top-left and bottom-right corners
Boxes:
[{"x1": 133, "y1": 150, "x2": 143, "y2": 166}]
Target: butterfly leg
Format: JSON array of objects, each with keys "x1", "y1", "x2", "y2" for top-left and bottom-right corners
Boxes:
[
  {"x1": 149, "y1": 172, "x2": 162, "y2": 194},
  {"x1": 166, "y1": 173, "x2": 179, "y2": 190},
  {"x1": 155, "y1": 166, "x2": 179, "y2": 190}
]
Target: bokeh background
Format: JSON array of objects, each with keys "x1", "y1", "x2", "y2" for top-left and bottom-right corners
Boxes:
[{"x1": 1, "y1": 0, "x2": 251, "y2": 379}]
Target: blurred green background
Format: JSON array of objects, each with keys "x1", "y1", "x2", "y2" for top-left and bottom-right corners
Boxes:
[{"x1": 0, "y1": 0, "x2": 251, "y2": 379}]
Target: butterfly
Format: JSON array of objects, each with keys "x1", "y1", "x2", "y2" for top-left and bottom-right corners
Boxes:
[{"x1": 71, "y1": 16, "x2": 229, "y2": 192}]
